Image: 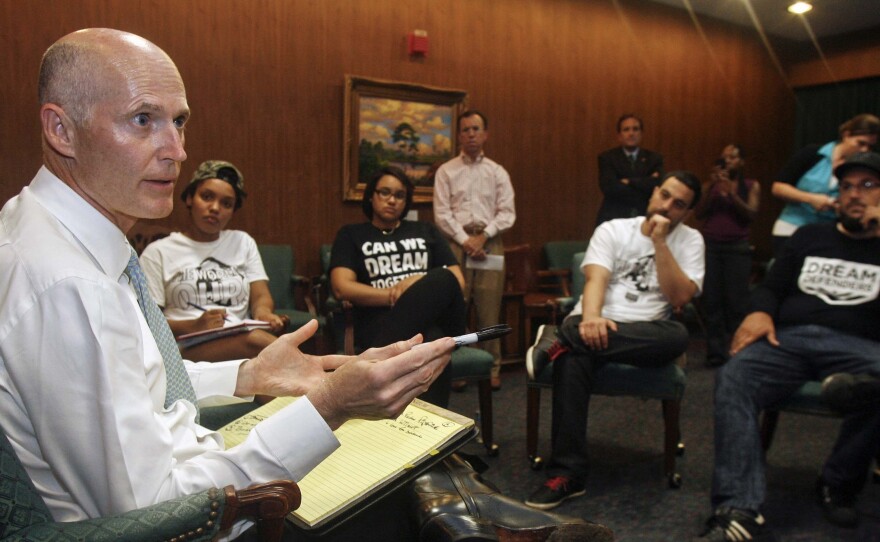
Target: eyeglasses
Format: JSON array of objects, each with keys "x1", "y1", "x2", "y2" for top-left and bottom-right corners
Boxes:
[
  {"x1": 375, "y1": 187, "x2": 407, "y2": 201},
  {"x1": 840, "y1": 180, "x2": 880, "y2": 193}
]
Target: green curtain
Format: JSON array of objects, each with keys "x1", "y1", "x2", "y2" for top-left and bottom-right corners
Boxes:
[{"x1": 794, "y1": 76, "x2": 880, "y2": 149}]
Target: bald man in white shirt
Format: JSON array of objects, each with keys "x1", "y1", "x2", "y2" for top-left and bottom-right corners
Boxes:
[{"x1": 0, "y1": 28, "x2": 453, "y2": 538}]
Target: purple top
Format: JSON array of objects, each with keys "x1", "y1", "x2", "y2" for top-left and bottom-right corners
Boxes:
[{"x1": 701, "y1": 178, "x2": 756, "y2": 243}]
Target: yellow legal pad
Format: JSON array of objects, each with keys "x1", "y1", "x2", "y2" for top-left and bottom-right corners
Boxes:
[{"x1": 218, "y1": 397, "x2": 475, "y2": 531}]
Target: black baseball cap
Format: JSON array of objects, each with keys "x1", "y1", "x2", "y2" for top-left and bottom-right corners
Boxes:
[{"x1": 834, "y1": 151, "x2": 880, "y2": 180}]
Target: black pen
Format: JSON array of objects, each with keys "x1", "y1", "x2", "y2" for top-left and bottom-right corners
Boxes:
[
  {"x1": 413, "y1": 325, "x2": 512, "y2": 349},
  {"x1": 452, "y1": 324, "x2": 512, "y2": 347},
  {"x1": 187, "y1": 301, "x2": 231, "y2": 322}
]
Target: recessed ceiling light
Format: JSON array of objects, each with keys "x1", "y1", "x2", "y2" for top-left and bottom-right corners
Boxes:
[{"x1": 788, "y1": 1, "x2": 813, "y2": 15}]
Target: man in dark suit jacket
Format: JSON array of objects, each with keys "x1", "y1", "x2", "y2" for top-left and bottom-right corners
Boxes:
[{"x1": 595, "y1": 114, "x2": 664, "y2": 226}]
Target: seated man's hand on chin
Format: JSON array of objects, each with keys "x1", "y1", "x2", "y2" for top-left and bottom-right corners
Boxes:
[{"x1": 235, "y1": 319, "x2": 455, "y2": 430}]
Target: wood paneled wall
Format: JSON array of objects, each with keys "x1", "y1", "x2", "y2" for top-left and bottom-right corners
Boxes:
[
  {"x1": 787, "y1": 40, "x2": 880, "y2": 87},
  {"x1": 1, "y1": 0, "x2": 801, "y2": 274}
]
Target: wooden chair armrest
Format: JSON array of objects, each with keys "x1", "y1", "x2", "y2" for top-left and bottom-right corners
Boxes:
[
  {"x1": 221, "y1": 480, "x2": 301, "y2": 542},
  {"x1": 290, "y1": 273, "x2": 318, "y2": 317},
  {"x1": 535, "y1": 268, "x2": 572, "y2": 296},
  {"x1": 311, "y1": 273, "x2": 331, "y2": 315},
  {"x1": 535, "y1": 269, "x2": 569, "y2": 279},
  {"x1": 8, "y1": 485, "x2": 257, "y2": 542}
]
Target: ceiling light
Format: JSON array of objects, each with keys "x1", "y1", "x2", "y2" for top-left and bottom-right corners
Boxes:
[{"x1": 788, "y1": 2, "x2": 813, "y2": 15}]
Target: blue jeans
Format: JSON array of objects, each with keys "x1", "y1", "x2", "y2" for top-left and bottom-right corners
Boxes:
[{"x1": 711, "y1": 325, "x2": 880, "y2": 511}]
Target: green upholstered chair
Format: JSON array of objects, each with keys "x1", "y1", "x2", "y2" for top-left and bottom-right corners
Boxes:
[
  {"x1": 450, "y1": 347, "x2": 499, "y2": 455},
  {"x1": 760, "y1": 381, "x2": 832, "y2": 448},
  {"x1": 317, "y1": 244, "x2": 345, "y2": 351},
  {"x1": 760, "y1": 381, "x2": 880, "y2": 483},
  {"x1": 542, "y1": 240, "x2": 587, "y2": 298},
  {"x1": 0, "y1": 424, "x2": 300, "y2": 542},
  {"x1": 257, "y1": 244, "x2": 327, "y2": 351},
  {"x1": 525, "y1": 251, "x2": 687, "y2": 488},
  {"x1": 760, "y1": 381, "x2": 842, "y2": 456},
  {"x1": 319, "y1": 244, "x2": 498, "y2": 455},
  {"x1": 543, "y1": 241, "x2": 588, "y2": 271},
  {"x1": 501, "y1": 244, "x2": 561, "y2": 358},
  {"x1": 499, "y1": 241, "x2": 587, "y2": 358},
  {"x1": 750, "y1": 257, "x2": 879, "y2": 478}
]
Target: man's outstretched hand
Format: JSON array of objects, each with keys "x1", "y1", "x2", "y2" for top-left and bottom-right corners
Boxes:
[{"x1": 236, "y1": 320, "x2": 455, "y2": 430}]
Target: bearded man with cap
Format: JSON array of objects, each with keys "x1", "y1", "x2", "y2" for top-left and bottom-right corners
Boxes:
[
  {"x1": 695, "y1": 151, "x2": 880, "y2": 541},
  {"x1": 140, "y1": 159, "x2": 289, "y2": 361}
]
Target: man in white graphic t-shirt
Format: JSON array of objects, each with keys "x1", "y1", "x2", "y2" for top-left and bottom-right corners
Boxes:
[{"x1": 525, "y1": 171, "x2": 705, "y2": 510}]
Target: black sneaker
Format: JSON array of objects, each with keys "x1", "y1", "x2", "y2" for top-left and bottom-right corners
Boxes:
[
  {"x1": 694, "y1": 508, "x2": 774, "y2": 541},
  {"x1": 816, "y1": 477, "x2": 858, "y2": 527},
  {"x1": 524, "y1": 476, "x2": 585, "y2": 510},
  {"x1": 821, "y1": 372, "x2": 880, "y2": 413},
  {"x1": 526, "y1": 325, "x2": 568, "y2": 380}
]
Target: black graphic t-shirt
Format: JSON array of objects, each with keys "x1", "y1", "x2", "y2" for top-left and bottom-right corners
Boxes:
[
  {"x1": 750, "y1": 223, "x2": 880, "y2": 341},
  {"x1": 330, "y1": 221, "x2": 457, "y2": 286},
  {"x1": 329, "y1": 220, "x2": 458, "y2": 338}
]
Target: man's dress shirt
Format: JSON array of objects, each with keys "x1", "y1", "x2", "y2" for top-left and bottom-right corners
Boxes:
[
  {"x1": 433, "y1": 153, "x2": 516, "y2": 244},
  {"x1": 0, "y1": 168, "x2": 338, "y2": 522}
]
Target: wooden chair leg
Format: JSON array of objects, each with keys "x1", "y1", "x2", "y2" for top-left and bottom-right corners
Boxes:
[
  {"x1": 527, "y1": 386, "x2": 543, "y2": 469},
  {"x1": 662, "y1": 399, "x2": 683, "y2": 488},
  {"x1": 760, "y1": 410, "x2": 781, "y2": 452},
  {"x1": 478, "y1": 379, "x2": 499, "y2": 456}
]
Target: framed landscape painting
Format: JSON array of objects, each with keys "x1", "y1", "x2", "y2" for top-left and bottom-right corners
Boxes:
[{"x1": 343, "y1": 75, "x2": 467, "y2": 203}]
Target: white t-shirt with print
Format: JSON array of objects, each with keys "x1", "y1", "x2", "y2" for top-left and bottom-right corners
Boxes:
[
  {"x1": 569, "y1": 216, "x2": 705, "y2": 323},
  {"x1": 140, "y1": 230, "x2": 268, "y2": 321}
]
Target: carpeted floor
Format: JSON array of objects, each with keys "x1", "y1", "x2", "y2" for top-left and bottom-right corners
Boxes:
[{"x1": 447, "y1": 339, "x2": 880, "y2": 542}]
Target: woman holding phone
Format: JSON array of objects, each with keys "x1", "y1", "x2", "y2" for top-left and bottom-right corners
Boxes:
[{"x1": 695, "y1": 144, "x2": 760, "y2": 367}]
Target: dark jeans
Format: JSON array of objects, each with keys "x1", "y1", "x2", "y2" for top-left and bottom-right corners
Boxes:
[
  {"x1": 711, "y1": 325, "x2": 880, "y2": 512},
  {"x1": 701, "y1": 240, "x2": 752, "y2": 363},
  {"x1": 360, "y1": 267, "x2": 467, "y2": 408},
  {"x1": 547, "y1": 316, "x2": 690, "y2": 482}
]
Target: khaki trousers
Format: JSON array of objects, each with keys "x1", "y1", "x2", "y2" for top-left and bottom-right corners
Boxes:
[{"x1": 449, "y1": 237, "x2": 505, "y2": 377}]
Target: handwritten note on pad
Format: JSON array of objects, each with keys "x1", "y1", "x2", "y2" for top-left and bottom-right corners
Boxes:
[{"x1": 217, "y1": 397, "x2": 474, "y2": 530}]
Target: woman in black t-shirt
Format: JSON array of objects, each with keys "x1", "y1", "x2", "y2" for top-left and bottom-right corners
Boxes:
[{"x1": 329, "y1": 166, "x2": 466, "y2": 407}]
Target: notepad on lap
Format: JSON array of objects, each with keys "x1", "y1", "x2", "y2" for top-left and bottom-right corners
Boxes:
[
  {"x1": 175, "y1": 319, "x2": 271, "y2": 348},
  {"x1": 217, "y1": 397, "x2": 475, "y2": 533}
]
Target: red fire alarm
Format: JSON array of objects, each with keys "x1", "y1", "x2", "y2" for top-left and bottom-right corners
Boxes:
[{"x1": 407, "y1": 29, "x2": 429, "y2": 57}]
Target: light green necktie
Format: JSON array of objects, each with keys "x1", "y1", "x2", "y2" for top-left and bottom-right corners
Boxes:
[{"x1": 124, "y1": 248, "x2": 199, "y2": 420}]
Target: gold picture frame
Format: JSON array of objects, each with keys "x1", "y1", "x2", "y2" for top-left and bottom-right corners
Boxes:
[{"x1": 343, "y1": 75, "x2": 468, "y2": 203}]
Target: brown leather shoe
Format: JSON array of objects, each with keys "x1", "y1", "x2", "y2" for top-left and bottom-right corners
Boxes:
[
  {"x1": 490, "y1": 376, "x2": 501, "y2": 391},
  {"x1": 452, "y1": 379, "x2": 469, "y2": 392},
  {"x1": 411, "y1": 454, "x2": 614, "y2": 542}
]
